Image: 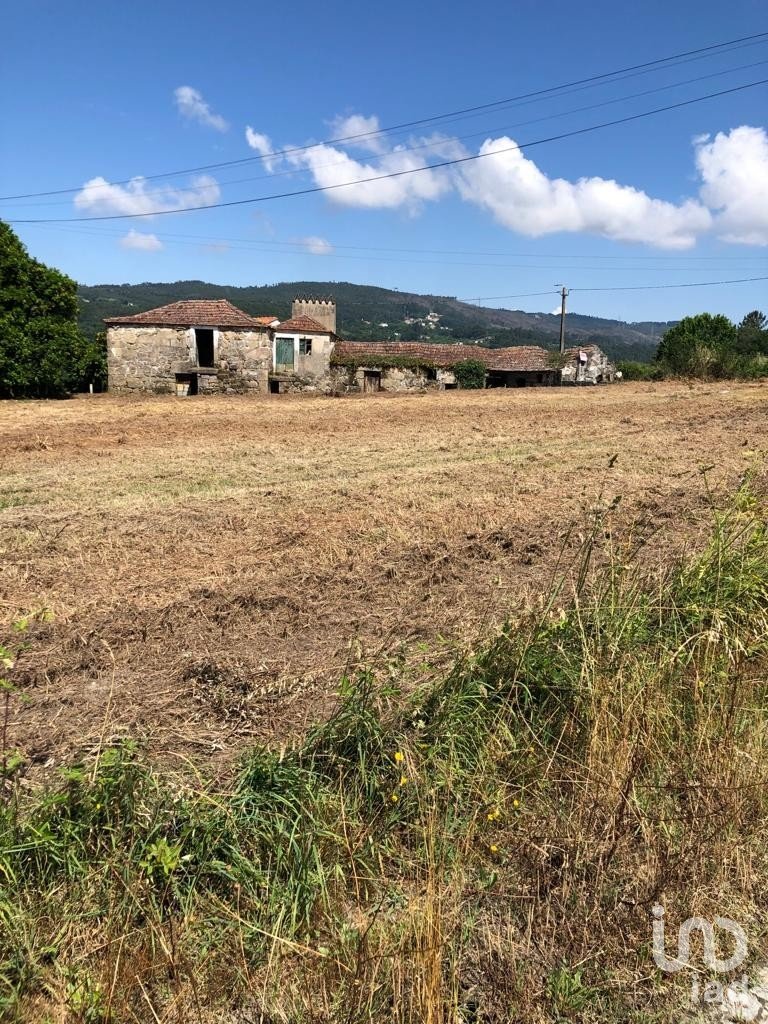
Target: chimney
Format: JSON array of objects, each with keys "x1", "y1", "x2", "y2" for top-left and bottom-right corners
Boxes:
[{"x1": 292, "y1": 296, "x2": 336, "y2": 334}]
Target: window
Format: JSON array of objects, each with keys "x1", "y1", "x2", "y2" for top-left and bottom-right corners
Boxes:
[
  {"x1": 299, "y1": 338, "x2": 312, "y2": 356},
  {"x1": 195, "y1": 328, "x2": 214, "y2": 366},
  {"x1": 274, "y1": 336, "x2": 295, "y2": 372}
]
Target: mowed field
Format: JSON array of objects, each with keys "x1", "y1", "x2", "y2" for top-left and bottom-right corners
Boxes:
[{"x1": 2, "y1": 381, "x2": 766, "y2": 778}]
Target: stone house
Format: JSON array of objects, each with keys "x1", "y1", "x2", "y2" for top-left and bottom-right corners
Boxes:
[
  {"x1": 269, "y1": 311, "x2": 337, "y2": 393},
  {"x1": 105, "y1": 299, "x2": 273, "y2": 394}
]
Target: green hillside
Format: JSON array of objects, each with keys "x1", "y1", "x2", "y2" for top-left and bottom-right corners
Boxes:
[{"x1": 79, "y1": 280, "x2": 671, "y2": 361}]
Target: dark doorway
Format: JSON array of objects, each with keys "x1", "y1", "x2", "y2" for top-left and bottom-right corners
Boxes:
[
  {"x1": 176, "y1": 373, "x2": 198, "y2": 396},
  {"x1": 269, "y1": 379, "x2": 281, "y2": 394},
  {"x1": 195, "y1": 328, "x2": 215, "y2": 366},
  {"x1": 363, "y1": 370, "x2": 381, "y2": 393}
]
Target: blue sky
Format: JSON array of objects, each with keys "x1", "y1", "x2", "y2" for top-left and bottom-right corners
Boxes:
[{"x1": 2, "y1": 0, "x2": 767, "y2": 323}]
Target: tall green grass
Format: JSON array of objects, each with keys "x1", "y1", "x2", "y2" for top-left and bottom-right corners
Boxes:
[{"x1": 2, "y1": 481, "x2": 767, "y2": 1022}]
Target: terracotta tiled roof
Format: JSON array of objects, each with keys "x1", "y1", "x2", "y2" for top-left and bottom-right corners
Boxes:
[
  {"x1": 334, "y1": 341, "x2": 555, "y2": 372},
  {"x1": 254, "y1": 315, "x2": 279, "y2": 325},
  {"x1": 485, "y1": 346, "x2": 555, "y2": 371},
  {"x1": 335, "y1": 341, "x2": 484, "y2": 367},
  {"x1": 104, "y1": 299, "x2": 264, "y2": 328},
  {"x1": 273, "y1": 314, "x2": 334, "y2": 334}
]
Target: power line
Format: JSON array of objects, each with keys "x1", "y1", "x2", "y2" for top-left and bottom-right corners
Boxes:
[
  {"x1": 7, "y1": 55, "x2": 768, "y2": 211},
  {"x1": 2, "y1": 29, "x2": 767, "y2": 202},
  {"x1": 468, "y1": 276, "x2": 768, "y2": 301},
  {"x1": 38, "y1": 222, "x2": 763, "y2": 274},
  {"x1": 27, "y1": 219, "x2": 768, "y2": 260},
  {"x1": 27, "y1": 219, "x2": 768, "y2": 258},
  {"x1": 29, "y1": 221, "x2": 767, "y2": 275},
  {"x1": 9, "y1": 77, "x2": 768, "y2": 225},
  {"x1": 575, "y1": 276, "x2": 768, "y2": 292}
]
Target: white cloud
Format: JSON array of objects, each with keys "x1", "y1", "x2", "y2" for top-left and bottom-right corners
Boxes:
[
  {"x1": 297, "y1": 235, "x2": 333, "y2": 255},
  {"x1": 281, "y1": 113, "x2": 768, "y2": 250},
  {"x1": 245, "y1": 127, "x2": 280, "y2": 172},
  {"x1": 328, "y1": 113, "x2": 384, "y2": 154},
  {"x1": 74, "y1": 175, "x2": 221, "y2": 217},
  {"x1": 289, "y1": 141, "x2": 452, "y2": 211},
  {"x1": 695, "y1": 126, "x2": 768, "y2": 246},
  {"x1": 457, "y1": 137, "x2": 711, "y2": 249},
  {"x1": 174, "y1": 86, "x2": 228, "y2": 132},
  {"x1": 119, "y1": 230, "x2": 163, "y2": 251}
]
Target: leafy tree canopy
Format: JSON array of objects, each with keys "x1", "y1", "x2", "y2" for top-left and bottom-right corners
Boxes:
[
  {"x1": 656, "y1": 313, "x2": 738, "y2": 378},
  {"x1": 0, "y1": 222, "x2": 104, "y2": 397},
  {"x1": 736, "y1": 310, "x2": 768, "y2": 356}
]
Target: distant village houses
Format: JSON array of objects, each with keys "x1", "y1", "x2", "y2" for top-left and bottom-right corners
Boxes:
[{"x1": 104, "y1": 296, "x2": 616, "y2": 396}]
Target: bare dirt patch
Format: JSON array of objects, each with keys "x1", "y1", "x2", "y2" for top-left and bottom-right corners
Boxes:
[{"x1": 2, "y1": 382, "x2": 766, "y2": 777}]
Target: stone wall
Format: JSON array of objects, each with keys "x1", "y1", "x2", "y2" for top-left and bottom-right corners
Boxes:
[
  {"x1": 379, "y1": 366, "x2": 432, "y2": 392},
  {"x1": 107, "y1": 325, "x2": 271, "y2": 394},
  {"x1": 217, "y1": 328, "x2": 271, "y2": 392},
  {"x1": 327, "y1": 364, "x2": 450, "y2": 394},
  {"x1": 107, "y1": 325, "x2": 190, "y2": 393}
]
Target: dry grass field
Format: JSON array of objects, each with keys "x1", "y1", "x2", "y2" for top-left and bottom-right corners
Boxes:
[
  {"x1": 1, "y1": 381, "x2": 766, "y2": 777},
  {"x1": 3, "y1": 380, "x2": 768, "y2": 1023}
]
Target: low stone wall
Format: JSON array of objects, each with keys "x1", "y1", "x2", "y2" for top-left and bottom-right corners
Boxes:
[
  {"x1": 326, "y1": 364, "x2": 448, "y2": 394},
  {"x1": 269, "y1": 373, "x2": 331, "y2": 395}
]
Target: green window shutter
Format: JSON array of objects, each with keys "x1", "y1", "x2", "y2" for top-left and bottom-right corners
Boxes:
[{"x1": 275, "y1": 337, "x2": 294, "y2": 372}]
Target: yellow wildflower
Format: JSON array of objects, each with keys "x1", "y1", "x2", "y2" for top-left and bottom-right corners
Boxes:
[
  {"x1": 489, "y1": 844, "x2": 499, "y2": 854},
  {"x1": 513, "y1": 799, "x2": 520, "y2": 809},
  {"x1": 390, "y1": 792, "x2": 399, "y2": 803},
  {"x1": 399, "y1": 776, "x2": 408, "y2": 786},
  {"x1": 394, "y1": 751, "x2": 405, "y2": 764}
]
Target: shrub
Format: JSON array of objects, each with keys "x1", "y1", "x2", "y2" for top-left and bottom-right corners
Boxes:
[
  {"x1": 616, "y1": 360, "x2": 665, "y2": 381},
  {"x1": 453, "y1": 357, "x2": 487, "y2": 389}
]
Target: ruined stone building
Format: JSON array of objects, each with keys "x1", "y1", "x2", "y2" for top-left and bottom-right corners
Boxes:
[
  {"x1": 105, "y1": 295, "x2": 615, "y2": 395},
  {"x1": 560, "y1": 346, "x2": 616, "y2": 385},
  {"x1": 105, "y1": 299, "x2": 273, "y2": 395}
]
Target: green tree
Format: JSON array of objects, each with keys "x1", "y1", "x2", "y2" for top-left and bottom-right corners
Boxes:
[
  {"x1": 0, "y1": 221, "x2": 93, "y2": 397},
  {"x1": 735, "y1": 310, "x2": 768, "y2": 356},
  {"x1": 453, "y1": 358, "x2": 487, "y2": 389},
  {"x1": 656, "y1": 313, "x2": 737, "y2": 378}
]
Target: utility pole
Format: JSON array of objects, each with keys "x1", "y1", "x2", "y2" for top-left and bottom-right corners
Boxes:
[{"x1": 557, "y1": 285, "x2": 569, "y2": 354}]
